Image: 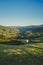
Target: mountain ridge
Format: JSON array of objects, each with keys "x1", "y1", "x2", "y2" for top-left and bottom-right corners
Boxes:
[{"x1": 0, "y1": 24, "x2": 43, "y2": 33}]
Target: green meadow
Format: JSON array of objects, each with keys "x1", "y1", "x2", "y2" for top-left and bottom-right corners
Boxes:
[
  {"x1": 0, "y1": 43, "x2": 43, "y2": 65},
  {"x1": 0, "y1": 25, "x2": 43, "y2": 65}
]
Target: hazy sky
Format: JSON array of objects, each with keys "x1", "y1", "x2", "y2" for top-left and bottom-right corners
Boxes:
[{"x1": 0, "y1": 0, "x2": 43, "y2": 26}]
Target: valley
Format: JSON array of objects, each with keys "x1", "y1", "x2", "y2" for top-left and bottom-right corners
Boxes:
[{"x1": 0, "y1": 25, "x2": 43, "y2": 65}]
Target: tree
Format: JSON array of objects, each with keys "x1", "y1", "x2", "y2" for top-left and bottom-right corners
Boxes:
[{"x1": 24, "y1": 31, "x2": 33, "y2": 43}]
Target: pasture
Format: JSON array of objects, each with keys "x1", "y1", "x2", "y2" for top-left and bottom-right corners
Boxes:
[{"x1": 0, "y1": 43, "x2": 43, "y2": 65}]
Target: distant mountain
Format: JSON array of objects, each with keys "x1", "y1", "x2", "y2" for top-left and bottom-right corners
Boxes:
[
  {"x1": 15, "y1": 25, "x2": 43, "y2": 33},
  {"x1": 0, "y1": 24, "x2": 43, "y2": 34},
  {"x1": 0, "y1": 25, "x2": 43, "y2": 43}
]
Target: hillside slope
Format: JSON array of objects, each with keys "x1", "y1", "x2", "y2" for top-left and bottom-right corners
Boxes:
[{"x1": 16, "y1": 25, "x2": 43, "y2": 33}]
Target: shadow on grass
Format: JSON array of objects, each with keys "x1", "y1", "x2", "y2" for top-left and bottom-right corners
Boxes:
[
  {"x1": 0, "y1": 51, "x2": 43, "y2": 65},
  {"x1": 0, "y1": 40, "x2": 26, "y2": 45}
]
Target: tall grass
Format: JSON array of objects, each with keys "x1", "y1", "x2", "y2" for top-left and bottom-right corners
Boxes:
[{"x1": 0, "y1": 43, "x2": 43, "y2": 65}]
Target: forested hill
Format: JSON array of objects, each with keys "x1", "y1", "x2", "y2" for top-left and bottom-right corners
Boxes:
[
  {"x1": 15, "y1": 25, "x2": 43, "y2": 33},
  {"x1": 0, "y1": 25, "x2": 19, "y2": 39},
  {"x1": 0, "y1": 25, "x2": 43, "y2": 33},
  {"x1": 0, "y1": 25, "x2": 43, "y2": 35},
  {"x1": 0, "y1": 25, "x2": 43, "y2": 43}
]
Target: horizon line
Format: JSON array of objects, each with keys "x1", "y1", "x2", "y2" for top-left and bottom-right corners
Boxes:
[{"x1": 0, "y1": 24, "x2": 43, "y2": 27}]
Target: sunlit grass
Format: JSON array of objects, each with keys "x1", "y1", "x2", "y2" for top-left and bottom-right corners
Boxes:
[
  {"x1": 0, "y1": 43, "x2": 43, "y2": 56},
  {"x1": 29, "y1": 43, "x2": 43, "y2": 48},
  {"x1": 0, "y1": 43, "x2": 43, "y2": 65},
  {"x1": 2, "y1": 49, "x2": 26, "y2": 55},
  {"x1": 26, "y1": 48, "x2": 43, "y2": 55}
]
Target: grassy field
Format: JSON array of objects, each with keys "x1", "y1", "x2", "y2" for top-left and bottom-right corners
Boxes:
[{"x1": 0, "y1": 43, "x2": 43, "y2": 65}]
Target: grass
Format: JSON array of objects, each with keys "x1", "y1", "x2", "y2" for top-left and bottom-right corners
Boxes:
[{"x1": 0, "y1": 43, "x2": 43, "y2": 65}]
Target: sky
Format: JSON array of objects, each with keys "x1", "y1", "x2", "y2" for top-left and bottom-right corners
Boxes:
[{"x1": 0, "y1": 0, "x2": 43, "y2": 26}]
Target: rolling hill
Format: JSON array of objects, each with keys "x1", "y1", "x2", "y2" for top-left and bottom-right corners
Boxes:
[{"x1": 16, "y1": 25, "x2": 43, "y2": 33}]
